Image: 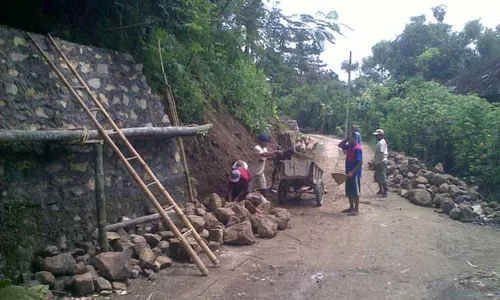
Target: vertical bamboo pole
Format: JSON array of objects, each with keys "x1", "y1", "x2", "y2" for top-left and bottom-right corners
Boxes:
[
  {"x1": 94, "y1": 142, "x2": 108, "y2": 252},
  {"x1": 158, "y1": 40, "x2": 195, "y2": 202}
]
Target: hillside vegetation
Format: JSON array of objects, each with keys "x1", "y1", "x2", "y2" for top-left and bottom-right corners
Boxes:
[{"x1": 1, "y1": 2, "x2": 499, "y2": 196}]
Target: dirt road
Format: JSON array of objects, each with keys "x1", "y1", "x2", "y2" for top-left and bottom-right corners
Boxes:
[{"x1": 114, "y1": 135, "x2": 500, "y2": 300}]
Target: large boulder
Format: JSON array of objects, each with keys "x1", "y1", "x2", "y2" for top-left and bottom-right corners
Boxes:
[
  {"x1": 42, "y1": 253, "x2": 77, "y2": 276},
  {"x1": 270, "y1": 208, "x2": 291, "y2": 230},
  {"x1": 408, "y1": 190, "x2": 433, "y2": 207},
  {"x1": 255, "y1": 215, "x2": 278, "y2": 238},
  {"x1": 139, "y1": 248, "x2": 158, "y2": 271},
  {"x1": 155, "y1": 256, "x2": 173, "y2": 269},
  {"x1": 409, "y1": 164, "x2": 421, "y2": 174},
  {"x1": 34, "y1": 271, "x2": 56, "y2": 287},
  {"x1": 412, "y1": 176, "x2": 429, "y2": 188},
  {"x1": 94, "y1": 277, "x2": 112, "y2": 292},
  {"x1": 207, "y1": 193, "x2": 223, "y2": 212},
  {"x1": 441, "y1": 199, "x2": 456, "y2": 214},
  {"x1": 187, "y1": 215, "x2": 206, "y2": 233},
  {"x1": 458, "y1": 204, "x2": 477, "y2": 222},
  {"x1": 431, "y1": 174, "x2": 447, "y2": 187},
  {"x1": 231, "y1": 205, "x2": 251, "y2": 220},
  {"x1": 203, "y1": 212, "x2": 222, "y2": 229},
  {"x1": 215, "y1": 207, "x2": 236, "y2": 224},
  {"x1": 449, "y1": 208, "x2": 461, "y2": 220},
  {"x1": 208, "y1": 228, "x2": 224, "y2": 244},
  {"x1": 90, "y1": 251, "x2": 133, "y2": 281},
  {"x1": 129, "y1": 234, "x2": 147, "y2": 244},
  {"x1": 449, "y1": 185, "x2": 466, "y2": 198},
  {"x1": 143, "y1": 233, "x2": 162, "y2": 248},
  {"x1": 246, "y1": 192, "x2": 268, "y2": 207},
  {"x1": 438, "y1": 183, "x2": 450, "y2": 194},
  {"x1": 433, "y1": 193, "x2": 452, "y2": 208},
  {"x1": 243, "y1": 200, "x2": 258, "y2": 214},
  {"x1": 223, "y1": 220, "x2": 255, "y2": 245},
  {"x1": 257, "y1": 202, "x2": 272, "y2": 215},
  {"x1": 72, "y1": 272, "x2": 95, "y2": 296}
]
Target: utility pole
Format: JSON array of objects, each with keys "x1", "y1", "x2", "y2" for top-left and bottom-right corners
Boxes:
[{"x1": 344, "y1": 51, "x2": 352, "y2": 138}]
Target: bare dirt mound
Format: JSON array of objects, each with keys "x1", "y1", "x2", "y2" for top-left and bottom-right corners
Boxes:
[{"x1": 183, "y1": 108, "x2": 277, "y2": 199}]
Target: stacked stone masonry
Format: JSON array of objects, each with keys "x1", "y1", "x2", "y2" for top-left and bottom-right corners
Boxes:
[{"x1": 0, "y1": 26, "x2": 188, "y2": 278}]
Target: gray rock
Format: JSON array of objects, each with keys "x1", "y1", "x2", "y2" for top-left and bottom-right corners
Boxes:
[
  {"x1": 42, "y1": 253, "x2": 77, "y2": 276},
  {"x1": 409, "y1": 164, "x2": 421, "y2": 174},
  {"x1": 454, "y1": 194, "x2": 471, "y2": 204},
  {"x1": 433, "y1": 163, "x2": 444, "y2": 174},
  {"x1": 96, "y1": 64, "x2": 109, "y2": 75},
  {"x1": 208, "y1": 228, "x2": 224, "y2": 244},
  {"x1": 157, "y1": 241, "x2": 170, "y2": 256},
  {"x1": 438, "y1": 183, "x2": 450, "y2": 194},
  {"x1": 449, "y1": 208, "x2": 462, "y2": 220},
  {"x1": 90, "y1": 251, "x2": 133, "y2": 281},
  {"x1": 458, "y1": 204, "x2": 476, "y2": 222},
  {"x1": 431, "y1": 174, "x2": 447, "y2": 187},
  {"x1": 94, "y1": 276, "x2": 112, "y2": 292},
  {"x1": 42, "y1": 245, "x2": 59, "y2": 257},
  {"x1": 270, "y1": 207, "x2": 291, "y2": 230},
  {"x1": 6, "y1": 83, "x2": 19, "y2": 95},
  {"x1": 143, "y1": 233, "x2": 162, "y2": 248},
  {"x1": 408, "y1": 190, "x2": 433, "y2": 207},
  {"x1": 88, "y1": 78, "x2": 101, "y2": 89},
  {"x1": 34, "y1": 271, "x2": 56, "y2": 286},
  {"x1": 54, "y1": 276, "x2": 73, "y2": 291},
  {"x1": 449, "y1": 185, "x2": 467, "y2": 198},
  {"x1": 129, "y1": 234, "x2": 147, "y2": 244},
  {"x1": 433, "y1": 193, "x2": 452, "y2": 207},
  {"x1": 231, "y1": 205, "x2": 251, "y2": 220},
  {"x1": 73, "y1": 272, "x2": 95, "y2": 296},
  {"x1": 441, "y1": 199, "x2": 456, "y2": 214},
  {"x1": 416, "y1": 184, "x2": 427, "y2": 189}
]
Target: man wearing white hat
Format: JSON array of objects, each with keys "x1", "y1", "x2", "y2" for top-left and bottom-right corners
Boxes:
[
  {"x1": 227, "y1": 166, "x2": 251, "y2": 202},
  {"x1": 373, "y1": 128, "x2": 388, "y2": 197}
]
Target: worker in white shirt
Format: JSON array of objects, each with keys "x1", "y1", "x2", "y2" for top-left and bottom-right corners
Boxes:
[
  {"x1": 249, "y1": 133, "x2": 281, "y2": 195},
  {"x1": 373, "y1": 129, "x2": 388, "y2": 197}
]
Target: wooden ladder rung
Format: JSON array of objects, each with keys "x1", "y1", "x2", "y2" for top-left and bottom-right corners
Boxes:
[
  {"x1": 183, "y1": 229, "x2": 193, "y2": 237},
  {"x1": 72, "y1": 85, "x2": 85, "y2": 89},
  {"x1": 146, "y1": 181, "x2": 157, "y2": 187},
  {"x1": 90, "y1": 107, "x2": 102, "y2": 112},
  {"x1": 126, "y1": 156, "x2": 138, "y2": 161},
  {"x1": 164, "y1": 205, "x2": 175, "y2": 212}
]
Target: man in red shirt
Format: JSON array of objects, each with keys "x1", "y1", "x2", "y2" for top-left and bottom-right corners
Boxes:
[{"x1": 228, "y1": 167, "x2": 251, "y2": 202}]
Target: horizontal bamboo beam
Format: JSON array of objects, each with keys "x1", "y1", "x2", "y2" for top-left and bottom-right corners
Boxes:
[{"x1": 0, "y1": 124, "x2": 212, "y2": 143}]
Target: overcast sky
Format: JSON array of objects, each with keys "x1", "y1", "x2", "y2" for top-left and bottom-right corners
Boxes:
[{"x1": 277, "y1": 0, "x2": 499, "y2": 80}]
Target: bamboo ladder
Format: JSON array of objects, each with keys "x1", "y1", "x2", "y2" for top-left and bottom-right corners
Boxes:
[{"x1": 27, "y1": 33, "x2": 219, "y2": 276}]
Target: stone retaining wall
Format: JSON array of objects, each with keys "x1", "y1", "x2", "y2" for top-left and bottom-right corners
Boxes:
[{"x1": 0, "y1": 26, "x2": 188, "y2": 278}]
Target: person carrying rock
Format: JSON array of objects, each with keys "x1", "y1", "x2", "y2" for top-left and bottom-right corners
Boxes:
[
  {"x1": 227, "y1": 164, "x2": 251, "y2": 202},
  {"x1": 373, "y1": 128, "x2": 388, "y2": 197},
  {"x1": 249, "y1": 133, "x2": 282, "y2": 195},
  {"x1": 338, "y1": 131, "x2": 363, "y2": 215}
]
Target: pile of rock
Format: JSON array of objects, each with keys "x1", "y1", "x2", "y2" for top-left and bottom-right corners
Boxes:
[
  {"x1": 375, "y1": 151, "x2": 500, "y2": 225},
  {"x1": 21, "y1": 192, "x2": 290, "y2": 298},
  {"x1": 199, "y1": 192, "x2": 291, "y2": 245}
]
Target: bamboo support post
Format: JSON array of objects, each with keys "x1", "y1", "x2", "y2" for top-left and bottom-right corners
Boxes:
[{"x1": 93, "y1": 142, "x2": 108, "y2": 252}]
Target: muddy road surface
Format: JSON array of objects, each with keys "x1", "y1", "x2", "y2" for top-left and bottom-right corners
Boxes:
[{"x1": 113, "y1": 135, "x2": 500, "y2": 300}]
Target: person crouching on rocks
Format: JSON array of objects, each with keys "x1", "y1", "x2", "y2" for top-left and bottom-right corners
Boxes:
[
  {"x1": 338, "y1": 131, "x2": 363, "y2": 215},
  {"x1": 228, "y1": 164, "x2": 251, "y2": 202},
  {"x1": 249, "y1": 133, "x2": 282, "y2": 196}
]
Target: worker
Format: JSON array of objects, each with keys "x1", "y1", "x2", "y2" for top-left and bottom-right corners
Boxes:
[
  {"x1": 373, "y1": 128, "x2": 388, "y2": 197},
  {"x1": 338, "y1": 131, "x2": 363, "y2": 215},
  {"x1": 352, "y1": 125, "x2": 362, "y2": 145},
  {"x1": 249, "y1": 133, "x2": 281, "y2": 195},
  {"x1": 227, "y1": 166, "x2": 251, "y2": 202}
]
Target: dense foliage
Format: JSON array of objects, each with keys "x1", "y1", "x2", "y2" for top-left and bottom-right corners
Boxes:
[{"x1": 1, "y1": 3, "x2": 500, "y2": 195}]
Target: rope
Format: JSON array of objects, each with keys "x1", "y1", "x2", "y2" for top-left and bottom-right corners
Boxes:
[{"x1": 81, "y1": 127, "x2": 89, "y2": 143}]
